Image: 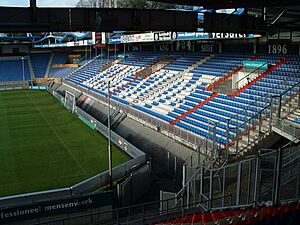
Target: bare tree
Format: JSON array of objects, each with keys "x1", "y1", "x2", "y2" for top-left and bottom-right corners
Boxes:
[
  {"x1": 76, "y1": 0, "x2": 109, "y2": 8},
  {"x1": 118, "y1": 0, "x2": 173, "y2": 9},
  {"x1": 76, "y1": 0, "x2": 173, "y2": 9}
]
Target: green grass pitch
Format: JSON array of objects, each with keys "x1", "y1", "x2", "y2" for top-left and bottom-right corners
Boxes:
[{"x1": 0, "y1": 89, "x2": 129, "y2": 197}]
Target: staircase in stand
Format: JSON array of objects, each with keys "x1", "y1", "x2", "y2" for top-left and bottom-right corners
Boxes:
[
  {"x1": 27, "y1": 56, "x2": 35, "y2": 79},
  {"x1": 229, "y1": 89, "x2": 300, "y2": 156},
  {"x1": 229, "y1": 57, "x2": 288, "y2": 97},
  {"x1": 205, "y1": 55, "x2": 260, "y2": 92},
  {"x1": 111, "y1": 53, "x2": 187, "y2": 95},
  {"x1": 272, "y1": 96, "x2": 300, "y2": 142},
  {"x1": 44, "y1": 53, "x2": 54, "y2": 78},
  {"x1": 104, "y1": 108, "x2": 127, "y2": 129},
  {"x1": 188, "y1": 54, "x2": 214, "y2": 72}
]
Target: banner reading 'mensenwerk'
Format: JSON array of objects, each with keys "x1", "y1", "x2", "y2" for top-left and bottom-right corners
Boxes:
[{"x1": 0, "y1": 192, "x2": 114, "y2": 224}]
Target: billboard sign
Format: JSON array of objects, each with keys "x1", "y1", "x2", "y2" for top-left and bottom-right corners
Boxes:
[
  {"x1": 153, "y1": 32, "x2": 177, "y2": 41},
  {"x1": 0, "y1": 192, "x2": 114, "y2": 223},
  {"x1": 34, "y1": 39, "x2": 94, "y2": 48},
  {"x1": 110, "y1": 33, "x2": 155, "y2": 44},
  {"x1": 243, "y1": 60, "x2": 268, "y2": 70},
  {"x1": 109, "y1": 36, "x2": 121, "y2": 44},
  {"x1": 109, "y1": 32, "x2": 257, "y2": 44}
]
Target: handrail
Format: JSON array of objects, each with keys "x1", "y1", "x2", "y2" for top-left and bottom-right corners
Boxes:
[
  {"x1": 235, "y1": 62, "x2": 268, "y2": 90},
  {"x1": 62, "y1": 79, "x2": 208, "y2": 151},
  {"x1": 175, "y1": 162, "x2": 210, "y2": 201},
  {"x1": 280, "y1": 80, "x2": 300, "y2": 97},
  {"x1": 282, "y1": 137, "x2": 300, "y2": 149},
  {"x1": 33, "y1": 194, "x2": 233, "y2": 225},
  {"x1": 240, "y1": 81, "x2": 300, "y2": 133},
  {"x1": 236, "y1": 81, "x2": 300, "y2": 155},
  {"x1": 63, "y1": 58, "x2": 297, "y2": 160}
]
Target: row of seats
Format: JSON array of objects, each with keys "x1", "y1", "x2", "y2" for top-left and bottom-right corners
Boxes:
[
  {"x1": 66, "y1": 52, "x2": 300, "y2": 147},
  {"x1": 48, "y1": 52, "x2": 84, "y2": 78},
  {"x1": 0, "y1": 59, "x2": 31, "y2": 81},
  {"x1": 153, "y1": 202, "x2": 300, "y2": 225},
  {"x1": 31, "y1": 53, "x2": 50, "y2": 78}
]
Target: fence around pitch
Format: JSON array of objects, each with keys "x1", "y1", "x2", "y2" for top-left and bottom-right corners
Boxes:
[
  {"x1": 0, "y1": 87, "x2": 148, "y2": 209},
  {"x1": 50, "y1": 89, "x2": 148, "y2": 195},
  {"x1": 62, "y1": 78, "x2": 300, "y2": 162},
  {"x1": 62, "y1": 80, "x2": 215, "y2": 156}
]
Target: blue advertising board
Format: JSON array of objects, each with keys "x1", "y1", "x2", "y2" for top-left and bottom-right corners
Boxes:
[{"x1": 109, "y1": 36, "x2": 121, "y2": 44}]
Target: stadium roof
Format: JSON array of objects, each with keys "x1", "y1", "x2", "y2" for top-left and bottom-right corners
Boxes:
[
  {"x1": 151, "y1": 0, "x2": 300, "y2": 32},
  {"x1": 150, "y1": 0, "x2": 298, "y2": 9}
]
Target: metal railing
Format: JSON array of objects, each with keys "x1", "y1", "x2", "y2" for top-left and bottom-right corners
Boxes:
[
  {"x1": 173, "y1": 143, "x2": 300, "y2": 213},
  {"x1": 235, "y1": 63, "x2": 268, "y2": 90},
  {"x1": 0, "y1": 87, "x2": 148, "y2": 209},
  {"x1": 272, "y1": 118, "x2": 300, "y2": 139},
  {"x1": 62, "y1": 66, "x2": 300, "y2": 163},
  {"x1": 0, "y1": 81, "x2": 29, "y2": 90},
  {"x1": 62, "y1": 80, "x2": 208, "y2": 150},
  {"x1": 31, "y1": 195, "x2": 232, "y2": 225},
  {"x1": 233, "y1": 80, "x2": 300, "y2": 157}
]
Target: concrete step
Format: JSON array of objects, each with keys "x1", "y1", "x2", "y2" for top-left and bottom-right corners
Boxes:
[{"x1": 294, "y1": 110, "x2": 300, "y2": 116}]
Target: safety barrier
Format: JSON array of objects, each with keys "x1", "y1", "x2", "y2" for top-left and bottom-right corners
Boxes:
[
  {"x1": 62, "y1": 79, "x2": 208, "y2": 152},
  {"x1": 0, "y1": 88, "x2": 148, "y2": 209},
  {"x1": 174, "y1": 142, "x2": 300, "y2": 211}
]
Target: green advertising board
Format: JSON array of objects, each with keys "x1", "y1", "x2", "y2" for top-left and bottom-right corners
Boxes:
[{"x1": 243, "y1": 61, "x2": 268, "y2": 70}]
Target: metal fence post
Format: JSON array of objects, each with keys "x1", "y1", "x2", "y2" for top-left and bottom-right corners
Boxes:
[
  {"x1": 213, "y1": 122, "x2": 216, "y2": 156},
  {"x1": 236, "y1": 162, "x2": 242, "y2": 206},
  {"x1": 199, "y1": 166, "x2": 204, "y2": 203},
  {"x1": 248, "y1": 119, "x2": 251, "y2": 147},
  {"x1": 297, "y1": 159, "x2": 300, "y2": 198},
  {"x1": 269, "y1": 98, "x2": 273, "y2": 132},
  {"x1": 273, "y1": 147, "x2": 282, "y2": 205},
  {"x1": 259, "y1": 111, "x2": 262, "y2": 134},
  {"x1": 277, "y1": 95, "x2": 282, "y2": 118},
  {"x1": 209, "y1": 169, "x2": 213, "y2": 210},
  {"x1": 253, "y1": 156, "x2": 260, "y2": 206},
  {"x1": 174, "y1": 156, "x2": 177, "y2": 180},
  {"x1": 187, "y1": 182, "x2": 190, "y2": 209},
  {"x1": 167, "y1": 151, "x2": 170, "y2": 175},
  {"x1": 226, "y1": 119, "x2": 230, "y2": 158},
  {"x1": 235, "y1": 126, "x2": 239, "y2": 157},
  {"x1": 298, "y1": 86, "x2": 300, "y2": 106},
  {"x1": 244, "y1": 109, "x2": 247, "y2": 131},
  {"x1": 247, "y1": 159, "x2": 252, "y2": 205},
  {"x1": 222, "y1": 167, "x2": 226, "y2": 208}
]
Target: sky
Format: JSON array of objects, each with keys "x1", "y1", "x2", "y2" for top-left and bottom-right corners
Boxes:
[{"x1": 0, "y1": 0, "x2": 78, "y2": 7}]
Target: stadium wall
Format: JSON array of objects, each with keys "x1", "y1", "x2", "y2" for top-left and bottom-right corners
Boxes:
[
  {"x1": 121, "y1": 42, "x2": 299, "y2": 56},
  {"x1": 0, "y1": 45, "x2": 29, "y2": 55},
  {"x1": 58, "y1": 82, "x2": 193, "y2": 182},
  {"x1": 0, "y1": 86, "x2": 149, "y2": 212}
]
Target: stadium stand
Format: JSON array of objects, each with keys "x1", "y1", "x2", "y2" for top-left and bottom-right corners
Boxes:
[
  {"x1": 65, "y1": 52, "x2": 300, "y2": 150},
  {"x1": 48, "y1": 52, "x2": 76, "y2": 78},
  {"x1": 1, "y1": 1, "x2": 300, "y2": 224},
  {"x1": 48, "y1": 67, "x2": 77, "y2": 78},
  {"x1": 0, "y1": 58, "x2": 31, "y2": 81},
  {"x1": 30, "y1": 53, "x2": 51, "y2": 78},
  {"x1": 151, "y1": 201, "x2": 300, "y2": 225}
]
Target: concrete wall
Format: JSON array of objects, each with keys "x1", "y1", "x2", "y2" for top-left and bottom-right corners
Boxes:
[{"x1": 0, "y1": 45, "x2": 29, "y2": 54}]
